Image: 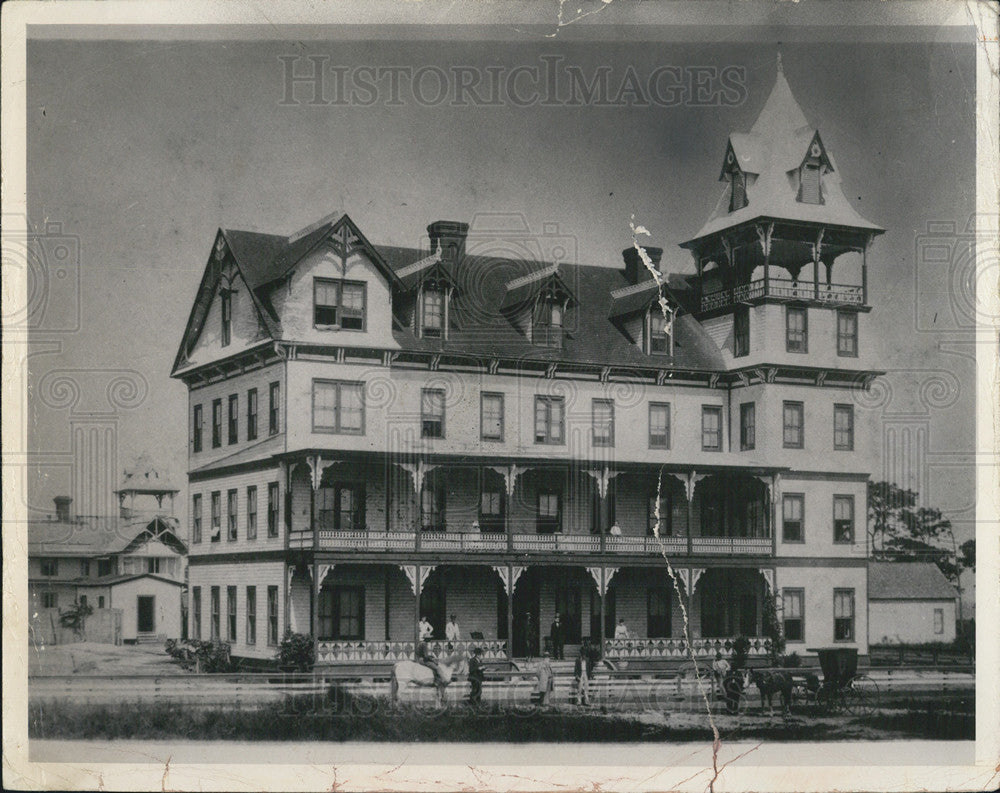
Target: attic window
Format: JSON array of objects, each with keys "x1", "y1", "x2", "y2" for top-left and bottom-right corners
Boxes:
[
  {"x1": 533, "y1": 292, "x2": 564, "y2": 348},
  {"x1": 799, "y1": 162, "x2": 822, "y2": 204},
  {"x1": 420, "y1": 285, "x2": 445, "y2": 339},
  {"x1": 730, "y1": 169, "x2": 748, "y2": 212},
  {"x1": 648, "y1": 309, "x2": 672, "y2": 356},
  {"x1": 220, "y1": 290, "x2": 232, "y2": 347},
  {"x1": 314, "y1": 278, "x2": 366, "y2": 331}
]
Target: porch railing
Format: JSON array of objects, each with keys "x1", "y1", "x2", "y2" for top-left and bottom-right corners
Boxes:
[
  {"x1": 306, "y1": 529, "x2": 772, "y2": 556},
  {"x1": 316, "y1": 638, "x2": 508, "y2": 664},
  {"x1": 603, "y1": 636, "x2": 772, "y2": 661},
  {"x1": 702, "y1": 278, "x2": 864, "y2": 311}
]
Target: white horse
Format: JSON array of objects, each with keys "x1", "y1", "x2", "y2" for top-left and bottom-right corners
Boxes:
[{"x1": 390, "y1": 651, "x2": 467, "y2": 705}]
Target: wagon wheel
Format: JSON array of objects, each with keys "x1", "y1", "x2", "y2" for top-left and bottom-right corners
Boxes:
[
  {"x1": 844, "y1": 675, "x2": 879, "y2": 718},
  {"x1": 815, "y1": 683, "x2": 844, "y2": 714}
]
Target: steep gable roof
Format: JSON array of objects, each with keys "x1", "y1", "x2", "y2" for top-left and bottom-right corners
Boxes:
[{"x1": 868, "y1": 562, "x2": 957, "y2": 600}]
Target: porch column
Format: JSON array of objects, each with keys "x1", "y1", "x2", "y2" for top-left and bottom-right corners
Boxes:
[
  {"x1": 813, "y1": 228, "x2": 824, "y2": 300},
  {"x1": 414, "y1": 563, "x2": 421, "y2": 646},
  {"x1": 492, "y1": 465, "x2": 525, "y2": 553},
  {"x1": 757, "y1": 223, "x2": 773, "y2": 295},
  {"x1": 862, "y1": 237, "x2": 870, "y2": 305},
  {"x1": 506, "y1": 564, "x2": 514, "y2": 662}
]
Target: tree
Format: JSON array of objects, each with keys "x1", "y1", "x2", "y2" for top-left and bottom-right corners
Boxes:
[
  {"x1": 959, "y1": 539, "x2": 975, "y2": 571},
  {"x1": 866, "y1": 481, "x2": 918, "y2": 554}
]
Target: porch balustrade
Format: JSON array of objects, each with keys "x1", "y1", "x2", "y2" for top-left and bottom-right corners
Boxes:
[
  {"x1": 315, "y1": 638, "x2": 507, "y2": 664},
  {"x1": 702, "y1": 278, "x2": 864, "y2": 311},
  {"x1": 603, "y1": 635, "x2": 772, "y2": 661},
  {"x1": 303, "y1": 528, "x2": 771, "y2": 556}
]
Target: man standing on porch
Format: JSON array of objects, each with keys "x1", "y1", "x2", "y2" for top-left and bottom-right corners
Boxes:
[
  {"x1": 446, "y1": 614, "x2": 461, "y2": 642},
  {"x1": 550, "y1": 613, "x2": 564, "y2": 660},
  {"x1": 419, "y1": 615, "x2": 433, "y2": 640}
]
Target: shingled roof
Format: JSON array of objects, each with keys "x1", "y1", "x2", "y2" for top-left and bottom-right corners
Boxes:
[
  {"x1": 29, "y1": 516, "x2": 186, "y2": 556},
  {"x1": 868, "y1": 562, "x2": 957, "y2": 601}
]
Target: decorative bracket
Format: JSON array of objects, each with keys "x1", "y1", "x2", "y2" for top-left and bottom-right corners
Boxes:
[
  {"x1": 401, "y1": 564, "x2": 437, "y2": 596},
  {"x1": 382, "y1": 351, "x2": 398, "y2": 367},
  {"x1": 689, "y1": 567, "x2": 706, "y2": 593},
  {"x1": 676, "y1": 568, "x2": 690, "y2": 594},
  {"x1": 490, "y1": 464, "x2": 526, "y2": 497},
  {"x1": 760, "y1": 568, "x2": 775, "y2": 594},
  {"x1": 754, "y1": 472, "x2": 781, "y2": 505},
  {"x1": 545, "y1": 363, "x2": 558, "y2": 379},
  {"x1": 587, "y1": 567, "x2": 620, "y2": 597},
  {"x1": 816, "y1": 370, "x2": 828, "y2": 387},
  {"x1": 755, "y1": 222, "x2": 774, "y2": 258},
  {"x1": 600, "y1": 366, "x2": 611, "y2": 384},
  {"x1": 429, "y1": 354, "x2": 441, "y2": 371},
  {"x1": 316, "y1": 564, "x2": 333, "y2": 591},
  {"x1": 721, "y1": 235, "x2": 733, "y2": 267},
  {"x1": 656, "y1": 370, "x2": 668, "y2": 386},
  {"x1": 493, "y1": 565, "x2": 526, "y2": 597},
  {"x1": 488, "y1": 358, "x2": 500, "y2": 375},
  {"x1": 812, "y1": 228, "x2": 825, "y2": 264},
  {"x1": 709, "y1": 373, "x2": 720, "y2": 389},
  {"x1": 399, "y1": 460, "x2": 439, "y2": 496},
  {"x1": 684, "y1": 471, "x2": 707, "y2": 502},
  {"x1": 735, "y1": 371, "x2": 750, "y2": 388},
  {"x1": 585, "y1": 467, "x2": 622, "y2": 499}
]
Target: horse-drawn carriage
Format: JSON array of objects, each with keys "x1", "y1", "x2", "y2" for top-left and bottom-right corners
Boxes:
[{"x1": 809, "y1": 646, "x2": 879, "y2": 717}]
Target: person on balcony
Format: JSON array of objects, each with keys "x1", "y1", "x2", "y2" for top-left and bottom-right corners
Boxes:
[
  {"x1": 550, "y1": 613, "x2": 564, "y2": 660},
  {"x1": 609, "y1": 522, "x2": 622, "y2": 536},
  {"x1": 614, "y1": 618, "x2": 630, "y2": 641},
  {"x1": 418, "y1": 615, "x2": 434, "y2": 641},
  {"x1": 446, "y1": 614, "x2": 461, "y2": 643}
]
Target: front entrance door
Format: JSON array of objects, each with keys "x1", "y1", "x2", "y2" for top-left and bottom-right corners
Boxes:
[
  {"x1": 512, "y1": 577, "x2": 540, "y2": 657},
  {"x1": 137, "y1": 596, "x2": 155, "y2": 633},
  {"x1": 589, "y1": 588, "x2": 615, "y2": 642},
  {"x1": 555, "y1": 586, "x2": 582, "y2": 644}
]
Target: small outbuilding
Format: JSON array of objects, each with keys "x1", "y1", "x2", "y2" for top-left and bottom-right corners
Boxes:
[{"x1": 868, "y1": 562, "x2": 958, "y2": 644}]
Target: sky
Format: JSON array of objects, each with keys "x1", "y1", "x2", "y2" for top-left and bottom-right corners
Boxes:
[{"x1": 23, "y1": 30, "x2": 977, "y2": 542}]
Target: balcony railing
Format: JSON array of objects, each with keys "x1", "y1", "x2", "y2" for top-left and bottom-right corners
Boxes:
[
  {"x1": 316, "y1": 638, "x2": 508, "y2": 664},
  {"x1": 604, "y1": 636, "x2": 772, "y2": 661},
  {"x1": 702, "y1": 278, "x2": 864, "y2": 311},
  {"x1": 297, "y1": 529, "x2": 772, "y2": 556}
]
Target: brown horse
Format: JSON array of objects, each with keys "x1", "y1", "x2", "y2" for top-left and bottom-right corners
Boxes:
[{"x1": 746, "y1": 669, "x2": 793, "y2": 716}]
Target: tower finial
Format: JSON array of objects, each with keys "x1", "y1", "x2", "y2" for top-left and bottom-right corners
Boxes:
[{"x1": 776, "y1": 49, "x2": 783, "y2": 73}]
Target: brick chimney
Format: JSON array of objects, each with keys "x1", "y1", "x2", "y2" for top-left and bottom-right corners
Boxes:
[
  {"x1": 53, "y1": 496, "x2": 72, "y2": 522},
  {"x1": 623, "y1": 246, "x2": 664, "y2": 284},
  {"x1": 427, "y1": 220, "x2": 469, "y2": 263}
]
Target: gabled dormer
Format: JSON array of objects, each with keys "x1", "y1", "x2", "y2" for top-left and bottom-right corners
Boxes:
[
  {"x1": 608, "y1": 246, "x2": 678, "y2": 357},
  {"x1": 500, "y1": 265, "x2": 577, "y2": 349},
  {"x1": 393, "y1": 221, "x2": 467, "y2": 340},
  {"x1": 797, "y1": 131, "x2": 833, "y2": 205},
  {"x1": 720, "y1": 140, "x2": 749, "y2": 212}
]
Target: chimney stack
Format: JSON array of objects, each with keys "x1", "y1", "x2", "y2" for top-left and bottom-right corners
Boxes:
[
  {"x1": 623, "y1": 246, "x2": 663, "y2": 284},
  {"x1": 427, "y1": 220, "x2": 469, "y2": 264},
  {"x1": 53, "y1": 496, "x2": 72, "y2": 522}
]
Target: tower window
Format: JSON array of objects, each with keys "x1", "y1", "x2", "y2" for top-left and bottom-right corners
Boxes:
[
  {"x1": 220, "y1": 290, "x2": 232, "y2": 347},
  {"x1": 730, "y1": 169, "x2": 747, "y2": 212},
  {"x1": 799, "y1": 162, "x2": 822, "y2": 204}
]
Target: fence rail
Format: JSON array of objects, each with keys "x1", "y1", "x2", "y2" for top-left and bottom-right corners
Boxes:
[{"x1": 702, "y1": 279, "x2": 864, "y2": 311}]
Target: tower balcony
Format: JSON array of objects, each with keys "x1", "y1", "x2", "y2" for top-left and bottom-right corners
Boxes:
[{"x1": 701, "y1": 277, "x2": 865, "y2": 313}]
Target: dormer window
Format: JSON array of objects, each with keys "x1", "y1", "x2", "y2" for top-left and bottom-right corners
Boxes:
[
  {"x1": 730, "y1": 168, "x2": 747, "y2": 212},
  {"x1": 533, "y1": 291, "x2": 564, "y2": 348},
  {"x1": 648, "y1": 309, "x2": 672, "y2": 356},
  {"x1": 314, "y1": 278, "x2": 366, "y2": 331},
  {"x1": 799, "y1": 162, "x2": 822, "y2": 204},
  {"x1": 220, "y1": 290, "x2": 232, "y2": 347},
  {"x1": 420, "y1": 284, "x2": 446, "y2": 339}
]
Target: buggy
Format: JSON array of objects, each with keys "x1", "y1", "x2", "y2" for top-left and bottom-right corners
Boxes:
[{"x1": 808, "y1": 647, "x2": 879, "y2": 717}]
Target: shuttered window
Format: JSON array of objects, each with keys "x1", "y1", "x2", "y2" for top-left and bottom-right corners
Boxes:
[{"x1": 799, "y1": 163, "x2": 821, "y2": 204}]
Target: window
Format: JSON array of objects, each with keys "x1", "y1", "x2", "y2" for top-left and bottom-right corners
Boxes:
[
  {"x1": 246, "y1": 586, "x2": 256, "y2": 644},
  {"x1": 834, "y1": 404, "x2": 854, "y2": 451},
  {"x1": 226, "y1": 585, "x2": 237, "y2": 642},
  {"x1": 782, "y1": 589, "x2": 804, "y2": 642},
  {"x1": 146, "y1": 558, "x2": 162, "y2": 574},
  {"x1": 592, "y1": 400, "x2": 615, "y2": 447},
  {"x1": 98, "y1": 595, "x2": 106, "y2": 608},
  {"x1": 833, "y1": 495, "x2": 855, "y2": 543},
  {"x1": 837, "y1": 310, "x2": 858, "y2": 356},
  {"x1": 421, "y1": 287, "x2": 444, "y2": 338},
  {"x1": 649, "y1": 310, "x2": 671, "y2": 355},
  {"x1": 313, "y1": 380, "x2": 365, "y2": 434},
  {"x1": 647, "y1": 492, "x2": 672, "y2": 536},
  {"x1": 933, "y1": 608, "x2": 944, "y2": 635},
  {"x1": 212, "y1": 399, "x2": 222, "y2": 448},
  {"x1": 533, "y1": 294, "x2": 564, "y2": 348},
  {"x1": 782, "y1": 494, "x2": 804, "y2": 543},
  {"x1": 734, "y1": 305, "x2": 750, "y2": 357},
  {"x1": 41, "y1": 592, "x2": 58, "y2": 608},
  {"x1": 314, "y1": 278, "x2": 366, "y2": 330},
  {"x1": 730, "y1": 168, "x2": 747, "y2": 212},
  {"x1": 193, "y1": 404, "x2": 203, "y2": 453},
  {"x1": 210, "y1": 586, "x2": 220, "y2": 640},
  {"x1": 220, "y1": 289, "x2": 232, "y2": 346},
  {"x1": 833, "y1": 589, "x2": 855, "y2": 641},
  {"x1": 210, "y1": 491, "x2": 221, "y2": 542},
  {"x1": 481, "y1": 393, "x2": 504, "y2": 441},
  {"x1": 479, "y1": 486, "x2": 504, "y2": 533},
  {"x1": 268, "y1": 381, "x2": 280, "y2": 435},
  {"x1": 79, "y1": 595, "x2": 88, "y2": 609},
  {"x1": 701, "y1": 406, "x2": 722, "y2": 451},
  {"x1": 97, "y1": 558, "x2": 113, "y2": 577},
  {"x1": 783, "y1": 401, "x2": 804, "y2": 449},
  {"x1": 267, "y1": 586, "x2": 278, "y2": 645},
  {"x1": 647, "y1": 588, "x2": 672, "y2": 638},
  {"x1": 317, "y1": 483, "x2": 366, "y2": 531},
  {"x1": 227, "y1": 394, "x2": 238, "y2": 445},
  {"x1": 318, "y1": 585, "x2": 365, "y2": 640},
  {"x1": 192, "y1": 494, "x2": 203, "y2": 543},
  {"x1": 40, "y1": 558, "x2": 58, "y2": 577},
  {"x1": 227, "y1": 489, "x2": 238, "y2": 541},
  {"x1": 786, "y1": 306, "x2": 808, "y2": 353},
  {"x1": 80, "y1": 559, "x2": 90, "y2": 577},
  {"x1": 420, "y1": 389, "x2": 445, "y2": 438},
  {"x1": 536, "y1": 491, "x2": 562, "y2": 534},
  {"x1": 192, "y1": 587, "x2": 202, "y2": 639},
  {"x1": 420, "y1": 479, "x2": 446, "y2": 532},
  {"x1": 267, "y1": 482, "x2": 279, "y2": 538},
  {"x1": 534, "y1": 396, "x2": 565, "y2": 444},
  {"x1": 246, "y1": 388, "x2": 258, "y2": 441},
  {"x1": 649, "y1": 402, "x2": 671, "y2": 449},
  {"x1": 246, "y1": 486, "x2": 257, "y2": 540},
  {"x1": 740, "y1": 402, "x2": 756, "y2": 450},
  {"x1": 799, "y1": 162, "x2": 822, "y2": 204}
]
